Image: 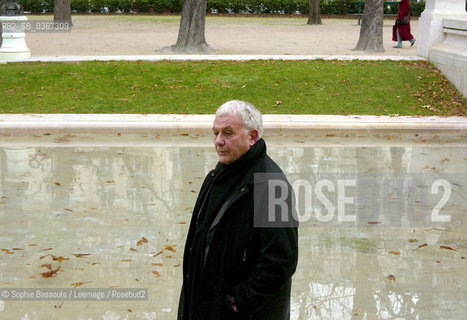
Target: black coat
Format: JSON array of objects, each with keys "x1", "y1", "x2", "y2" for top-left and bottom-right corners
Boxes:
[{"x1": 178, "y1": 146, "x2": 298, "y2": 320}]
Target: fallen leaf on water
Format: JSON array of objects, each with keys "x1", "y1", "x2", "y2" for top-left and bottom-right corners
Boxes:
[
  {"x1": 152, "y1": 271, "x2": 161, "y2": 277},
  {"x1": 53, "y1": 256, "x2": 70, "y2": 262},
  {"x1": 418, "y1": 244, "x2": 428, "y2": 248},
  {"x1": 41, "y1": 266, "x2": 61, "y2": 278},
  {"x1": 136, "y1": 237, "x2": 148, "y2": 246},
  {"x1": 153, "y1": 251, "x2": 163, "y2": 257},
  {"x1": 387, "y1": 274, "x2": 396, "y2": 282},
  {"x1": 388, "y1": 251, "x2": 400, "y2": 256},
  {"x1": 164, "y1": 246, "x2": 176, "y2": 253},
  {"x1": 71, "y1": 282, "x2": 85, "y2": 287},
  {"x1": 40, "y1": 263, "x2": 52, "y2": 270},
  {"x1": 440, "y1": 245, "x2": 456, "y2": 251}
]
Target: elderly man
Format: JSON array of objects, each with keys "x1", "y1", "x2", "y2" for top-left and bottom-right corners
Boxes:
[{"x1": 178, "y1": 100, "x2": 298, "y2": 320}]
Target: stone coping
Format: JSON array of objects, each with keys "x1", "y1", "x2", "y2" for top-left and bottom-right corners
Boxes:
[
  {"x1": 1, "y1": 54, "x2": 426, "y2": 63},
  {"x1": 0, "y1": 114, "x2": 466, "y2": 134}
]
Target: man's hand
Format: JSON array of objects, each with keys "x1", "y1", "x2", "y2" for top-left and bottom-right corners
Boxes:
[{"x1": 226, "y1": 294, "x2": 238, "y2": 313}]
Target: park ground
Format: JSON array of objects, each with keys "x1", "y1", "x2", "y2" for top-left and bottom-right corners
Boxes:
[{"x1": 26, "y1": 15, "x2": 419, "y2": 56}]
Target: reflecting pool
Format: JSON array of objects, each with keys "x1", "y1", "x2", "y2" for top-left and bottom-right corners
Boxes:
[{"x1": 0, "y1": 130, "x2": 466, "y2": 319}]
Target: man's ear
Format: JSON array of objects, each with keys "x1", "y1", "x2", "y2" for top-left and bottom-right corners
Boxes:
[{"x1": 249, "y1": 129, "x2": 259, "y2": 146}]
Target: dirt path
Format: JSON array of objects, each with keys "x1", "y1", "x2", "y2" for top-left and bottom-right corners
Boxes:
[{"x1": 25, "y1": 15, "x2": 419, "y2": 57}]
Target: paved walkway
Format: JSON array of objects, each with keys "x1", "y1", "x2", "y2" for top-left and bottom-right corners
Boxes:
[{"x1": 2, "y1": 15, "x2": 422, "y2": 62}]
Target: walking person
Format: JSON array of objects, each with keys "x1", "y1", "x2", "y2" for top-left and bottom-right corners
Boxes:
[
  {"x1": 177, "y1": 100, "x2": 298, "y2": 320},
  {"x1": 393, "y1": 0, "x2": 416, "y2": 48}
]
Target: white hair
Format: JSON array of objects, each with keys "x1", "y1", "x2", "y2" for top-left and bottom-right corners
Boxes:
[{"x1": 215, "y1": 100, "x2": 263, "y2": 139}]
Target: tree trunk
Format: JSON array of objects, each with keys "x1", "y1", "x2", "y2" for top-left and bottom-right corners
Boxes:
[
  {"x1": 159, "y1": 0, "x2": 212, "y2": 53},
  {"x1": 54, "y1": 0, "x2": 72, "y2": 24},
  {"x1": 353, "y1": 0, "x2": 384, "y2": 52},
  {"x1": 307, "y1": 0, "x2": 322, "y2": 25}
]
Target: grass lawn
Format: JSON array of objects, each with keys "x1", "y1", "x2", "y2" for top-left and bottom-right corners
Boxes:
[{"x1": 0, "y1": 60, "x2": 465, "y2": 115}]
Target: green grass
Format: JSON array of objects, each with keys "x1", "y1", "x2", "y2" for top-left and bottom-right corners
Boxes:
[{"x1": 0, "y1": 60, "x2": 465, "y2": 115}]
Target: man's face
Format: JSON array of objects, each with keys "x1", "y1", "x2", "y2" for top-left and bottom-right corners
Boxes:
[{"x1": 212, "y1": 113, "x2": 257, "y2": 165}]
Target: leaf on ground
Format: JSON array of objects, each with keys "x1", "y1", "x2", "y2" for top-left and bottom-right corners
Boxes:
[
  {"x1": 388, "y1": 251, "x2": 400, "y2": 256},
  {"x1": 152, "y1": 263, "x2": 163, "y2": 266},
  {"x1": 121, "y1": 259, "x2": 132, "y2": 262},
  {"x1": 152, "y1": 271, "x2": 161, "y2": 277},
  {"x1": 408, "y1": 239, "x2": 419, "y2": 243},
  {"x1": 418, "y1": 243, "x2": 428, "y2": 249}
]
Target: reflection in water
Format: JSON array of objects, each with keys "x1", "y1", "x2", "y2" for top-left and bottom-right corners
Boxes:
[{"x1": 0, "y1": 135, "x2": 466, "y2": 319}]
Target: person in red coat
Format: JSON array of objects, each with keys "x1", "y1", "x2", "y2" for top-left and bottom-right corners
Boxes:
[{"x1": 392, "y1": 0, "x2": 416, "y2": 48}]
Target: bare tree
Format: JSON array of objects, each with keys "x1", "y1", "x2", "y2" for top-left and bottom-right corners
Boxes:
[
  {"x1": 353, "y1": 0, "x2": 384, "y2": 52},
  {"x1": 54, "y1": 0, "x2": 71, "y2": 24},
  {"x1": 160, "y1": 0, "x2": 212, "y2": 53},
  {"x1": 307, "y1": 0, "x2": 322, "y2": 25}
]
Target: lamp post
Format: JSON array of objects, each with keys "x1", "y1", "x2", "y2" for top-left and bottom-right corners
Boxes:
[{"x1": 0, "y1": 0, "x2": 31, "y2": 61}]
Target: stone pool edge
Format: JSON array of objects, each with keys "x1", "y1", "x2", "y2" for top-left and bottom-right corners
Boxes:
[{"x1": 0, "y1": 114, "x2": 466, "y2": 134}]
